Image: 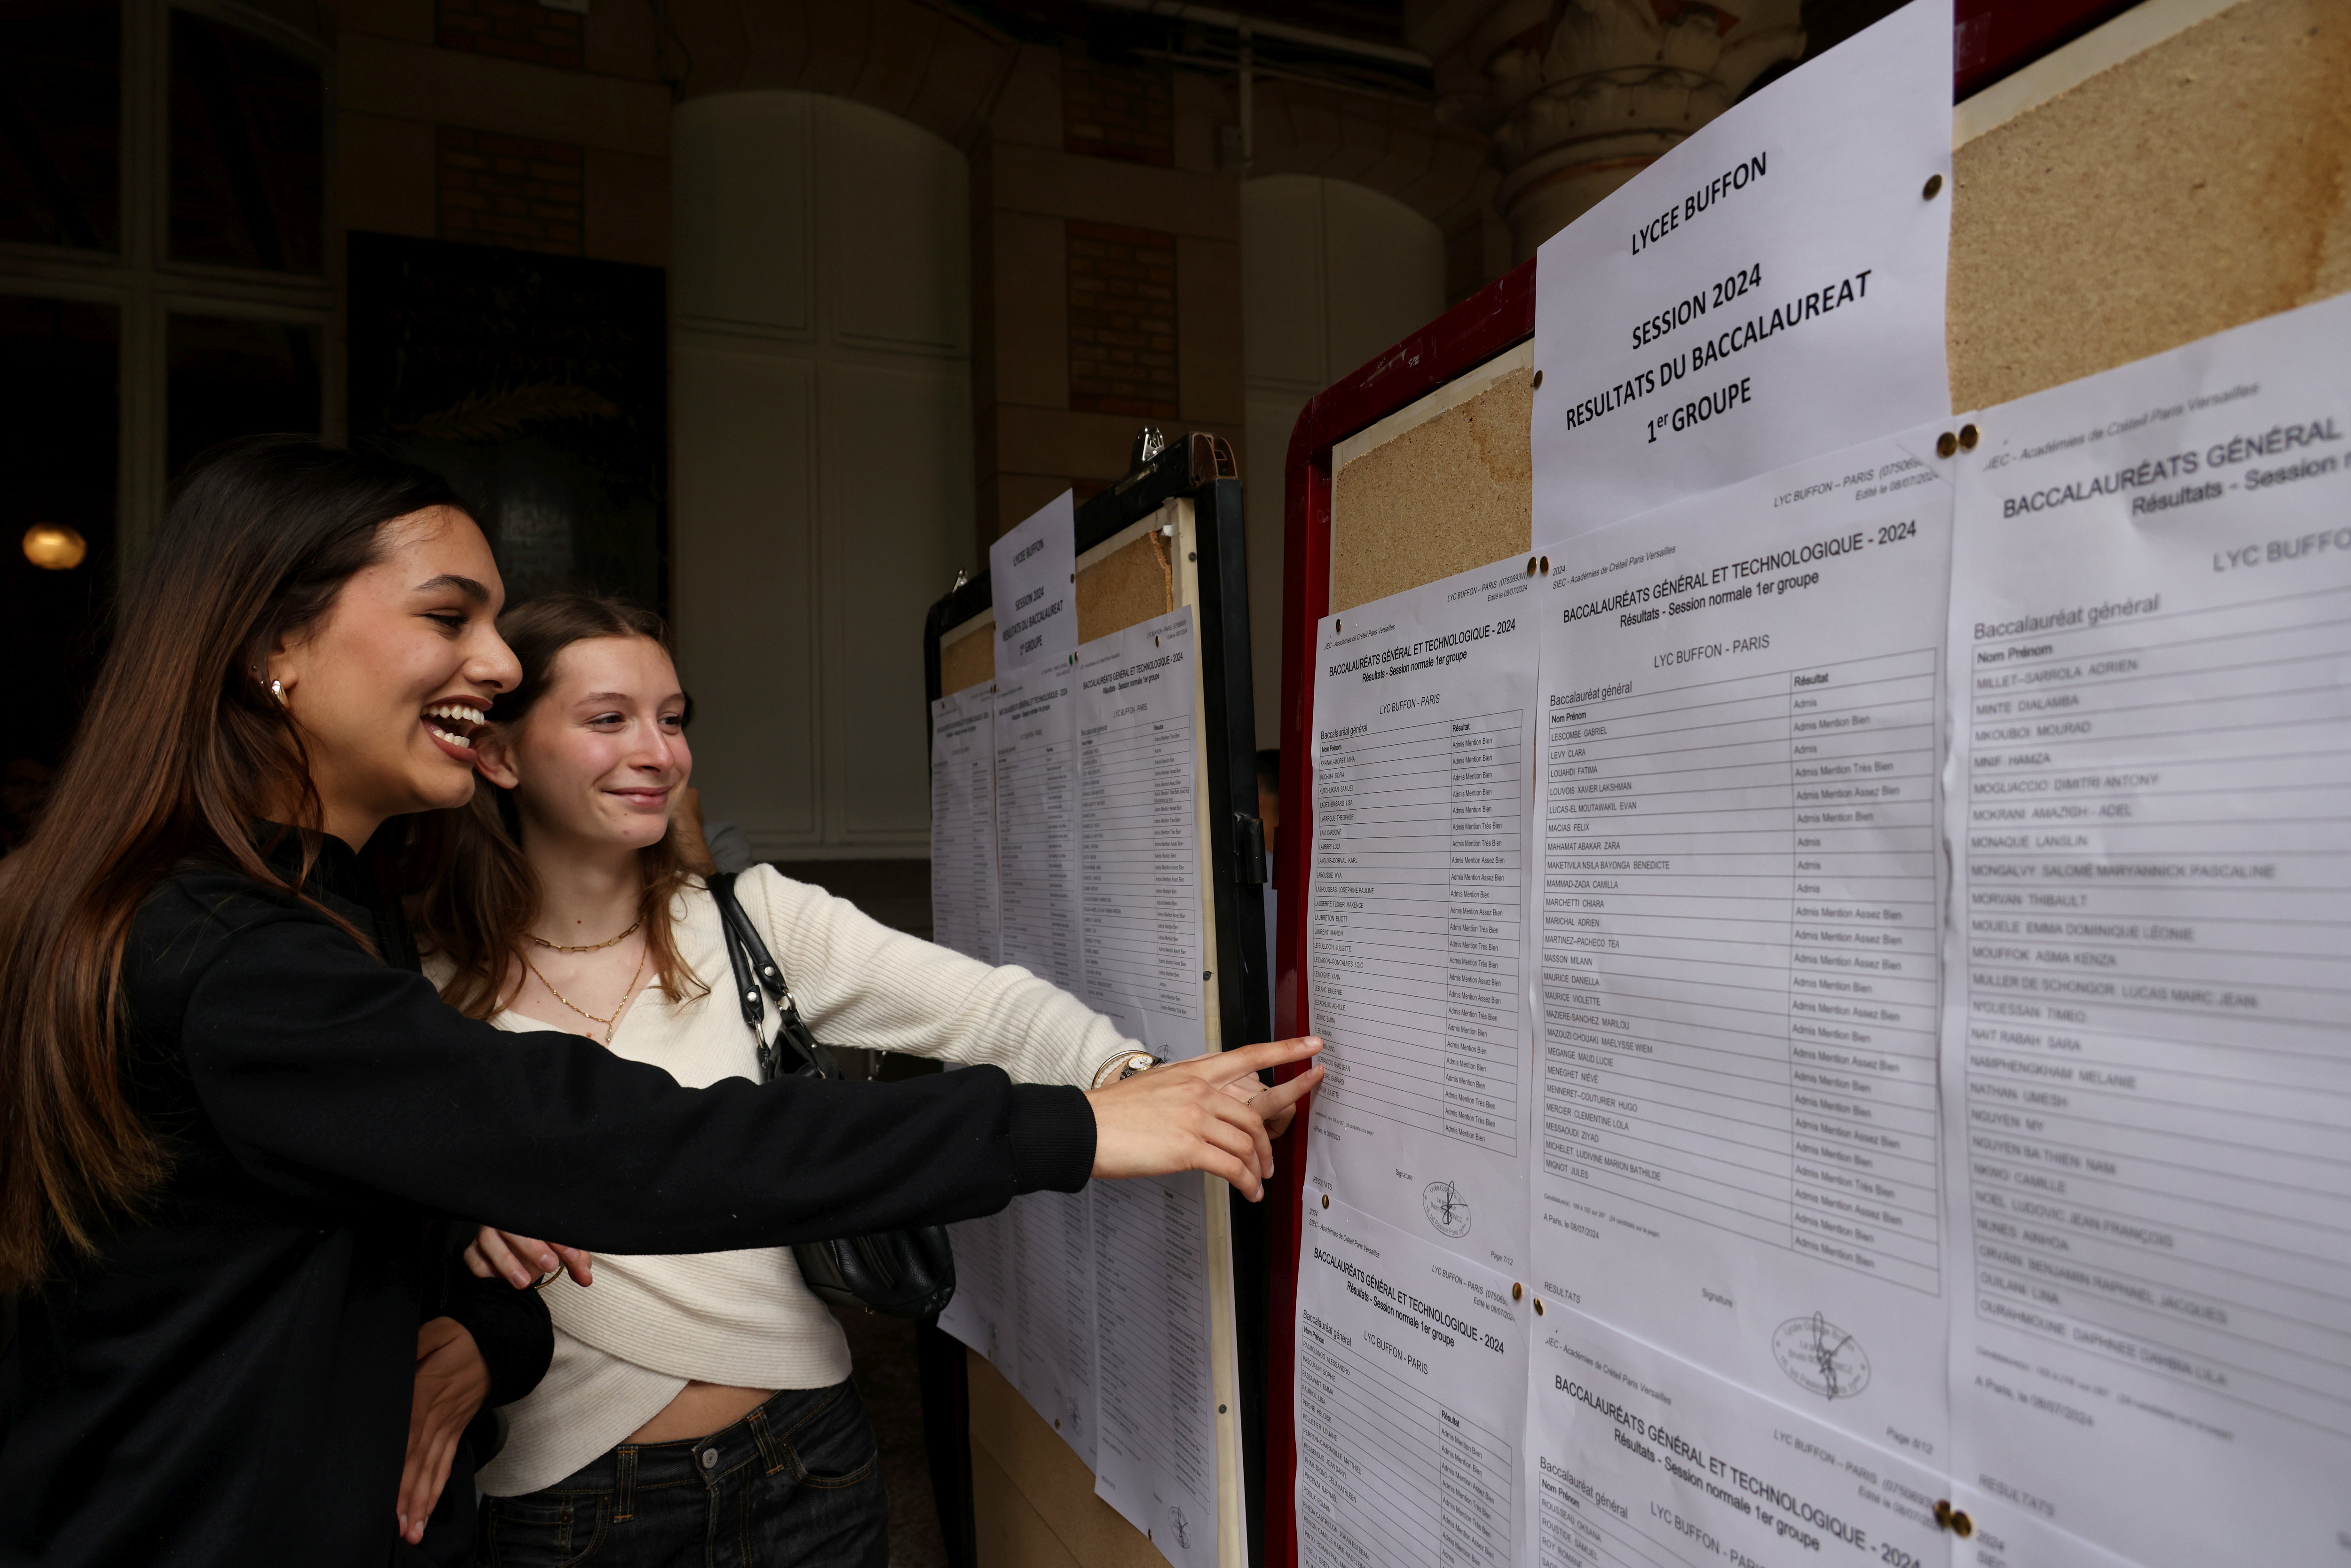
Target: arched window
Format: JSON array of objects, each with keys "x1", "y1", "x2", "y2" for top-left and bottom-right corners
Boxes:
[
  {"x1": 1240, "y1": 174, "x2": 1443, "y2": 743},
  {"x1": 671, "y1": 91, "x2": 974, "y2": 860}
]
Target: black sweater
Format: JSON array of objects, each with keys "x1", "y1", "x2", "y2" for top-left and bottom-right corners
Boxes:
[{"x1": 0, "y1": 839, "x2": 1095, "y2": 1566}]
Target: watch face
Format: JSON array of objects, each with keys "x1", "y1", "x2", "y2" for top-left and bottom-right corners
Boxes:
[{"x1": 1422, "y1": 1180, "x2": 1472, "y2": 1238}]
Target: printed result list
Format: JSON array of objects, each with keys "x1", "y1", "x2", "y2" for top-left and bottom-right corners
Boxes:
[
  {"x1": 1315, "y1": 709, "x2": 1527, "y2": 1157},
  {"x1": 1541, "y1": 647, "x2": 1942, "y2": 1292}
]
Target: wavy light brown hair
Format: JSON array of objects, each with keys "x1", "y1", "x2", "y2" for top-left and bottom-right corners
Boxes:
[
  {"x1": 0, "y1": 436, "x2": 469, "y2": 1294},
  {"x1": 410, "y1": 592, "x2": 710, "y2": 1019}
]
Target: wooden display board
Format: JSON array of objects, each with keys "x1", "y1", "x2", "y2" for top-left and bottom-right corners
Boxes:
[
  {"x1": 1264, "y1": 3, "x2": 2351, "y2": 1566},
  {"x1": 924, "y1": 436, "x2": 1273, "y2": 1568}
]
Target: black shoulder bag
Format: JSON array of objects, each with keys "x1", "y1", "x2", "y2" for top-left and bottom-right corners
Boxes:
[{"x1": 707, "y1": 873, "x2": 957, "y2": 1320}]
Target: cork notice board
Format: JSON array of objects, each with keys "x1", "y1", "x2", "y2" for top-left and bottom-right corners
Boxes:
[
  {"x1": 1327, "y1": 0, "x2": 2351, "y2": 611},
  {"x1": 938, "y1": 500, "x2": 1253, "y2": 1568}
]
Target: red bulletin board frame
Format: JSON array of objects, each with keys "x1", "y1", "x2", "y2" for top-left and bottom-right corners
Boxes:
[
  {"x1": 1265, "y1": 259, "x2": 1535, "y2": 1568},
  {"x1": 1260, "y1": 6, "x2": 2144, "y2": 1563}
]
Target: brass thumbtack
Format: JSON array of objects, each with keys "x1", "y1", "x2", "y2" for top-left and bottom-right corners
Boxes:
[
  {"x1": 1922, "y1": 173, "x2": 1944, "y2": 200},
  {"x1": 1320, "y1": 1193, "x2": 1331, "y2": 1208},
  {"x1": 1936, "y1": 431, "x2": 1959, "y2": 458},
  {"x1": 1526, "y1": 557, "x2": 1539, "y2": 577},
  {"x1": 1540, "y1": 555, "x2": 1550, "y2": 574},
  {"x1": 1958, "y1": 423, "x2": 1980, "y2": 450},
  {"x1": 1512, "y1": 1282, "x2": 1524, "y2": 1301},
  {"x1": 1533, "y1": 1298, "x2": 1547, "y2": 1316},
  {"x1": 1531, "y1": 370, "x2": 1544, "y2": 390}
]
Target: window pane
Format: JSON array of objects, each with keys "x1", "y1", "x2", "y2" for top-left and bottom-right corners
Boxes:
[
  {"x1": 168, "y1": 11, "x2": 322, "y2": 273},
  {"x1": 166, "y1": 313, "x2": 319, "y2": 480},
  {"x1": 0, "y1": 0, "x2": 121, "y2": 251},
  {"x1": 0, "y1": 294, "x2": 116, "y2": 816}
]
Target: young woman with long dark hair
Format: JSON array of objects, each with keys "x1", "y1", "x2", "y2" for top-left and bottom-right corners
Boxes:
[{"x1": 0, "y1": 438, "x2": 1320, "y2": 1567}]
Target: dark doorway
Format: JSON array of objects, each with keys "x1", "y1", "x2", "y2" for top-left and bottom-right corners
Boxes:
[{"x1": 347, "y1": 231, "x2": 669, "y2": 615}]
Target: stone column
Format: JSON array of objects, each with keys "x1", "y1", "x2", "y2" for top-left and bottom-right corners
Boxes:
[{"x1": 1414, "y1": 0, "x2": 1806, "y2": 260}]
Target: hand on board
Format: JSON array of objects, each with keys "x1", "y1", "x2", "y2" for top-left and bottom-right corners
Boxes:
[
  {"x1": 1086, "y1": 1036, "x2": 1324, "y2": 1200},
  {"x1": 1219, "y1": 1048, "x2": 1311, "y2": 1142}
]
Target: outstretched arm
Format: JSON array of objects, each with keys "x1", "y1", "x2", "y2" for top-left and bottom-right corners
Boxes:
[{"x1": 180, "y1": 906, "x2": 1321, "y2": 1254}]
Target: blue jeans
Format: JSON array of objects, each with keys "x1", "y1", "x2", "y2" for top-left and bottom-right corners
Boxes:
[{"x1": 477, "y1": 1382, "x2": 889, "y2": 1568}]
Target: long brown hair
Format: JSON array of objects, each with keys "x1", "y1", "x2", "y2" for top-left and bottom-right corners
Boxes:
[
  {"x1": 411, "y1": 593, "x2": 708, "y2": 1019},
  {"x1": 0, "y1": 436, "x2": 469, "y2": 1294}
]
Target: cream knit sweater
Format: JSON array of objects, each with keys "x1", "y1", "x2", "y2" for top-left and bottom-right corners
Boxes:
[{"x1": 426, "y1": 867, "x2": 1137, "y2": 1496}]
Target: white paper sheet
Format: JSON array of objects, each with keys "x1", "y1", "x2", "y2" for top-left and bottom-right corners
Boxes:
[
  {"x1": 1941, "y1": 293, "x2": 2351, "y2": 1568},
  {"x1": 1076, "y1": 608, "x2": 1208, "y2": 1063},
  {"x1": 1092, "y1": 1172, "x2": 1222, "y2": 1568},
  {"x1": 1531, "y1": 0, "x2": 1952, "y2": 540},
  {"x1": 936, "y1": 1203, "x2": 1016, "y2": 1378},
  {"x1": 929, "y1": 680, "x2": 999, "y2": 963},
  {"x1": 991, "y1": 490, "x2": 1079, "y2": 667},
  {"x1": 1528, "y1": 431, "x2": 1957, "y2": 1462},
  {"x1": 1524, "y1": 1306, "x2": 1953, "y2": 1568},
  {"x1": 1294, "y1": 1196, "x2": 1529, "y2": 1568},
  {"x1": 937, "y1": 1202, "x2": 1098, "y2": 1474},
  {"x1": 1007, "y1": 1187, "x2": 1101, "y2": 1470},
  {"x1": 1304, "y1": 557, "x2": 1542, "y2": 1271},
  {"x1": 995, "y1": 658, "x2": 1083, "y2": 993}
]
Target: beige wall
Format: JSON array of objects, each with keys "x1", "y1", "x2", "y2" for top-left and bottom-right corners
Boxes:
[
  {"x1": 331, "y1": 0, "x2": 672, "y2": 265},
  {"x1": 314, "y1": 0, "x2": 1483, "y2": 844},
  {"x1": 968, "y1": 47, "x2": 1248, "y2": 543},
  {"x1": 671, "y1": 92, "x2": 976, "y2": 860}
]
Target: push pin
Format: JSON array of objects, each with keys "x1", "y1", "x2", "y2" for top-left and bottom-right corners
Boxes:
[
  {"x1": 1936, "y1": 431, "x2": 1959, "y2": 458},
  {"x1": 1958, "y1": 423, "x2": 1980, "y2": 450},
  {"x1": 1922, "y1": 173, "x2": 1944, "y2": 200}
]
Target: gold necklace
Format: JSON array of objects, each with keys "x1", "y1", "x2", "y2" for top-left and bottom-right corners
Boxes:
[
  {"x1": 524, "y1": 944, "x2": 647, "y2": 1044},
  {"x1": 527, "y1": 913, "x2": 645, "y2": 953}
]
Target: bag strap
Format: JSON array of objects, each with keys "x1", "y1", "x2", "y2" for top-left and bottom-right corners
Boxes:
[{"x1": 708, "y1": 872, "x2": 834, "y2": 1084}]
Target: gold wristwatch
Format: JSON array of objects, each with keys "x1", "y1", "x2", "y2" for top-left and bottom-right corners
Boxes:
[{"x1": 1091, "y1": 1050, "x2": 1161, "y2": 1088}]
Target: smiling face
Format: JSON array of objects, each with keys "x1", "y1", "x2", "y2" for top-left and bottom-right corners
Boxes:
[
  {"x1": 267, "y1": 506, "x2": 520, "y2": 847},
  {"x1": 474, "y1": 634, "x2": 690, "y2": 857}
]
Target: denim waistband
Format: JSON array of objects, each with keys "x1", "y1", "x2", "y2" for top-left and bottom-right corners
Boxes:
[{"x1": 542, "y1": 1381, "x2": 851, "y2": 1522}]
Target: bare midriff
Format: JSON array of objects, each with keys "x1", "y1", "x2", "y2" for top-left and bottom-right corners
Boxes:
[{"x1": 625, "y1": 1381, "x2": 776, "y2": 1444}]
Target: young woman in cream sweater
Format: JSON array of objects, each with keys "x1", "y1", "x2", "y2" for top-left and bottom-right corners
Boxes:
[{"x1": 413, "y1": 593, "x2": 1317, "y2": 1566}]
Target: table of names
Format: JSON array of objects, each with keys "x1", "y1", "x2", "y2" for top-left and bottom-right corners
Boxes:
[
  {"x1": 996, "y1": 662, "x2": 1081, "y2": 991},
  {"x1": 1538, "y1": 648, "x2": 1943, "y2": 1293},
  {"x1": 1075, "y1": 610, "x2": 1205, "y2": 1060}
]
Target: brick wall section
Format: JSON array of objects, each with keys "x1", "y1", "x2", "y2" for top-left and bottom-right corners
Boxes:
[
  {"x1": 1061, "y1": 52, "x2": 1172, "y2": 167},
  {"x1": 1066, "y1": 221, "x2": 1178, "y2": 419},
  {"x1": 437, "y1": 127, "x2": 584, "y2": 254},
  {"x1": 435, "y1": 0, "x2": 583, "y2": 68}
]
